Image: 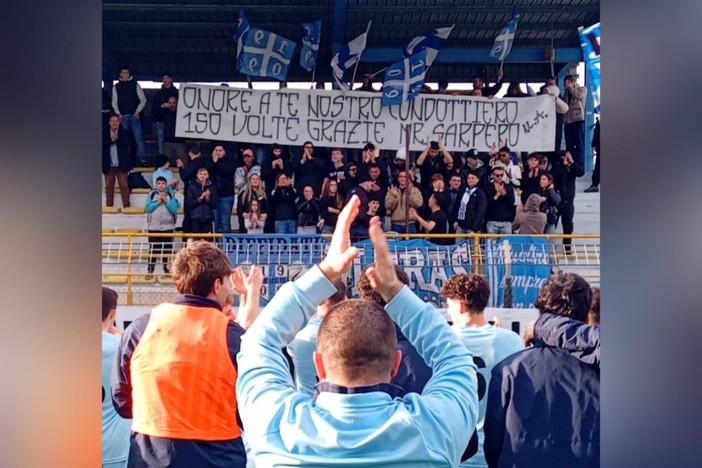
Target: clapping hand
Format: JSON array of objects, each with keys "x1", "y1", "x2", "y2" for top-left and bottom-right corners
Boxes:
[
  {"x1": 365, "y1": 217, "x2": 404, "y2": 302},
  {"x1": 318, "y1": 195, "x2": 360, "y2": 282}
]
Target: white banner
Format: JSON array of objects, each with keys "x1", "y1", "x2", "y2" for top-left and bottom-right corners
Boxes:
[{"x1": 176, "y1": 84, "x2": 556, "y2": 152}]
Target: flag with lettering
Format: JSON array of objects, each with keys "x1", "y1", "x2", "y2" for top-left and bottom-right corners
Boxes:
[
  {"x1": 330, "y1": 29, "x2": 369, "y2": 91},
  {"x1": 381, "y1": 50, "x2": 427, "y2": 107},
  {"x1": 300, "y1": 20, "x2": 321, "y2": 71},
  {"x1": 403, "y1": 25, "x2": 454, "y2": 67},
  {"x1": 233, "y1": 10, "x2": 250, "y2": 69},
  {"x1": 579, "y1": 22, "x2": 600, "y2": 113},
  {"x1": 239, "y1": 27, "x2": 297, "y2": 81},
  {"x1": 490, "y1": 6, "x2": 522, "y2": 61}
]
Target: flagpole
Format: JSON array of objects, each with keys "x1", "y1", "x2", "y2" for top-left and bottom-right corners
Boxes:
[
  {"x1": 350, "y1": 20, "x2": 372, "y2": 89},
  {"x1": 404, "y1": 125, "x2": 411, "y2": 239},
  {"x1": 371, "y1": 66, "x2": 388, "y2": 78}
]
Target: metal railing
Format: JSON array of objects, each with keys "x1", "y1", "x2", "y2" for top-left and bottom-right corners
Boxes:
[{"x1": 102, "y1": 232, "x2": 599, "y2": 306}]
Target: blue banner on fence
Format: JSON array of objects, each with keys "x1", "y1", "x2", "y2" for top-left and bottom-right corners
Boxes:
[
  {"x1": 485, "y1": 236, "x2": 552, "y2": 308},
  {"x1": 351, "y1": 238, "x2": 473, "y2": 306}
]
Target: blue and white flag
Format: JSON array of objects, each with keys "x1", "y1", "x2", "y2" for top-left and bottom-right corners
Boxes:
[
  {"x1": 300, "y1": 20, "x2": 321, "y2": 72},
  {"x1": 330, "y1": 29, "x2": 369, "y2": 91},
  {"x1": 403, "y1": 25, "x2": 454, "y2": 67},
  {"x1": 382, "y1": 50, "x2": 427, "y2": 107},
  {"x1": 490, "y1": 6, "x2": 522, "y2": 61},
  {"x1": 239, "y1": 27, "x2": 296, "y2": 81},
  {"x1": 579, "y1": 22, "x2": 600, "y2": 113},
  {"x1": 233, "y1": 10, "x2": 250, "y2": 69}
]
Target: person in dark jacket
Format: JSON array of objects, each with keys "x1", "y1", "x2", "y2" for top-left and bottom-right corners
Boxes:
[
  {"x1": 261, "y1": 144, "x2": 291, "y2": 196},
  {"x1": 484, "y1": 166, "x2": 516, "y2": 234},
  {"x1": 484, "y1": 273, "x2": 599, "y2": 468},
  {"x1": 292, "y1": 141, "x2": 326, "y2": 195},
  {"x1": 111, "y1": 65, "x2": 147, "y2": 166},
  {"x1": 296, "y1": 185, "x2": 322, "y2": 234},
  {"x1": 177, "y1": 145, "x2": 213, "y2": 233},
  {"x1": 102, "y1": 113, "x2": 135, "y2": 208},
  {"x1": 210, "y1": 144, "x2": 236, "y2": 234},
  {"x1": 270, "y1": 172, "x2": 298, "y2": 234},
  {"x1": 537, "y1": 172, "x2": 562, "y2": 234},
  {"x1": 452, "y1": 171, "x2": 488, "y2": 234},
  {"x1": 550, "y1": 151, "x2": 585, "y2": 253},
  {"x1": 151, "y1": 71, "x2": 179, "y2": 155},
  {"x1": 344, "y1": 174, "x2": 373, "y2": 239},
  {"x1": 520, "y1": 153, "x2": 544, "y2": 205},
  {"x1": 186, "y1": 167, "x2": 218, "y2": 238}
]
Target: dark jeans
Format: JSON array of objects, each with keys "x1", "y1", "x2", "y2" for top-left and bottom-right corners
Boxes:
[
  {"x1": 191, "y1": 219, "x2": 213, "y2": 240},
  {"x1": 564, "y1": 120, "x2": 585, "y2": 166},
  {"x1": 559, "y1": 200, "x2": 575, "y2": 252},
  {"x1": 592, "y1": 150, "x2": 600, "y2": 187},
  {"x1": 147, "y1": 230, "x2": 174, "y2": 273}
]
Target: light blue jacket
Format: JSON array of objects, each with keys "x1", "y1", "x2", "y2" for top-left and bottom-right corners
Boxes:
[{"x1": 237, "y1": 266, "x2": 479, "y2": 467}]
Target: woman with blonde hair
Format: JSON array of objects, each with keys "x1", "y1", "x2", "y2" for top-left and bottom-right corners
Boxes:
[{"x1": 237, "y1": 172, "x2": 267, "y2": 233}]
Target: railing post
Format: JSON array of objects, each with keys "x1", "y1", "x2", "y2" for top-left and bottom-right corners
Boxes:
[
  {"x1": 126, "y1": 234, "x2": 133, "y2": 305},
  {"x1": 471, "y1": 234, "x2": 481, "y2": 275}
]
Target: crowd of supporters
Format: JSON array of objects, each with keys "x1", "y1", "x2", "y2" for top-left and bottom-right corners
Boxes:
[{"x1": 103, "y1": 66, "x2": 594, "y2": 245}]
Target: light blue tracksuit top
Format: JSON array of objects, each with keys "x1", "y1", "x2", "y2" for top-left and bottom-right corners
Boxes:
[{"x1": 236, "y1": 266, "x2": 479, "y2": 467}]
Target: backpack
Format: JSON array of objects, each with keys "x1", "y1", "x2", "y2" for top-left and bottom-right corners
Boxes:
[{"x1": 128, "y1": 172, "x2": 151, "y2": 191}]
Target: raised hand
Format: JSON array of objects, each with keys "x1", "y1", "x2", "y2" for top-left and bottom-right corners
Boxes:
[
  {"x1": 318, "y1": 195, "x2": 360, "y2": 282},
  {"x1": 365, "y1": 217, "x2": 404, "y2": 302}
]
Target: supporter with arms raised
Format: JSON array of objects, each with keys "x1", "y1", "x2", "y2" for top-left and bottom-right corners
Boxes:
[
  {"x1": 484, "y1": 273, "x2": 599, "y2": 468},
  {"x1": 112, "y1": 241, "x2": 263, "y2": 467},
  {"x1": 441, "y1": 274, "x2": 523, "y2": 468},
  {"x1": 236, "y1": 196, "x2": 479, "y2": 467},
  {"x1": 416, "y1": 134, "x2": 453, "y2": 192}
]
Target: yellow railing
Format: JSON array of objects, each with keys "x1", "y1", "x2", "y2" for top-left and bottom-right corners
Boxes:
[{"x1": 102, "y1": 232, "x2": 600, "y2": 306}]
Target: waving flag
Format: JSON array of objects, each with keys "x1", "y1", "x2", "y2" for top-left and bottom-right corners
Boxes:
[
  {"x1": 490, "y1": 6, "x2": 522, "y2": 61},
  {"x1": 330, "y1": 25, "x2": 370, "y2": 91},
  {"x1": 403, "y1": 25, "x2": 454, "y2": 67},
  {"x1": 233, "y1": 10, "x2": 250, "y2": 69},
  {"x1": 381, "y1": 49, "x2": 427, "y2": 107},
  {"x1": 579, "y1": 22, "x2": 601, "y2": 113},
  {"x1": 239, "y1": 27, "x2": 296, "y2": 81},
  {"x1": 300, "y1": 20, "x2": 321, "y2": 71}
]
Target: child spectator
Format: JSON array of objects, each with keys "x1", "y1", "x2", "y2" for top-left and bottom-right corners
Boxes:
[
  {"x1": 243, "y1": 199, "x2": 266, "y2": 234},
  {"x1": 270, "y1": 173, "x2": 298, "y2": 234},
  {"x1": 186, "y1": 167, "x2": 218, "y2": 238},
  {"x1": 145, "y1": 177, "x2": 180, "y2": 276},
  {"x1": 152, "y1": 154, "x2": 180, "y2": 193},
  {"x1": 319, "y1": 179, "x2": 343, "y2": 234},
  {"x1": 296, "y1": 185, "x2": 322, "y2": 234}
]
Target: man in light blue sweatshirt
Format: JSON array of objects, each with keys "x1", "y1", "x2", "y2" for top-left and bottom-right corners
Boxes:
[{"x1": 237, "y1": 196, "x2": 479, "y2": 467}]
